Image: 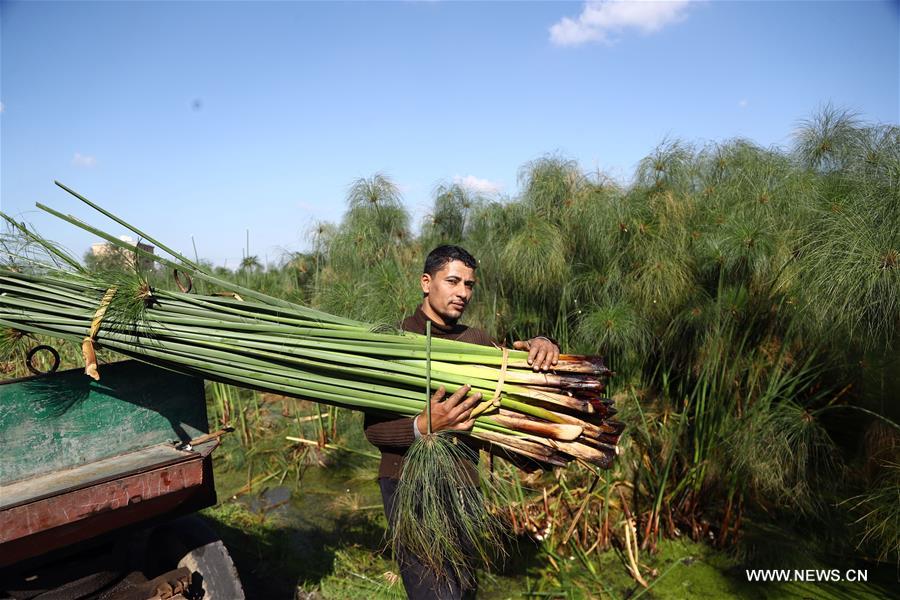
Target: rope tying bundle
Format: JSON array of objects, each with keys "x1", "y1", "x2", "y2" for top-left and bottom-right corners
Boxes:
[{"x1": 81, "y1": 286, "x2": 117, "y2": 380}]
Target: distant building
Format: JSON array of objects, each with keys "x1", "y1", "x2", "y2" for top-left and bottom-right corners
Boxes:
[{"x1": 90, "y1": 236, "x2": 155, "y2": 270}]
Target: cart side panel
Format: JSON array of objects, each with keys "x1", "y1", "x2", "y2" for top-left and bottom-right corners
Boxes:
[{"x1": 0, "y1": 360, "x2": 207, "y2": 485}]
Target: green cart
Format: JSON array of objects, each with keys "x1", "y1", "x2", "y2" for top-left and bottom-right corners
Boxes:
[{"x1": 0, "y1": 360, "x2": 244, "y2": 599}]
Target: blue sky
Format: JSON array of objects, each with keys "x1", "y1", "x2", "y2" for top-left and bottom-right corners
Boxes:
[{"x1": 1, "y1": 0, "x2": 897, "y2": 267}]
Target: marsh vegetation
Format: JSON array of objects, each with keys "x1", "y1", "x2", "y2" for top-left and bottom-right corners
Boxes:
[
  {"x1": 295, "y1": 106, "x2": 899, "y2": 588},
  {"x1": 2, "y1": 106, "x2": 897, "y2": 597}
]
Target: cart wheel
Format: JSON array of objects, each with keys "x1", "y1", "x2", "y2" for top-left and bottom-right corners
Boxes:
[{"x1": 149, "y1": 516, "x2": 245, "y2": 600}]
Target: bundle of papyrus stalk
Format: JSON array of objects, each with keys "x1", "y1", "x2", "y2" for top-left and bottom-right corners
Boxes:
[{"x1": 0, "y1": 182, "x2": 623, "y2": 580}]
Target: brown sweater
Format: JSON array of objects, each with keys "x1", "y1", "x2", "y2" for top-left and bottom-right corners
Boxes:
[{"x1": 363, "y1": 304, "x2": 494, "y2": 479}]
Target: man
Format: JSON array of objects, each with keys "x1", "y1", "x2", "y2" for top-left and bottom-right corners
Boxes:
[{"x1": 364, "y1": 244, "x2": 559, "y2": 599}]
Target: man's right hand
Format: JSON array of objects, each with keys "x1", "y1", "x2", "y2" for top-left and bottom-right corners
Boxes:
[{"x1": 415, "y1": 385, "x2": 482, "y2": 435}]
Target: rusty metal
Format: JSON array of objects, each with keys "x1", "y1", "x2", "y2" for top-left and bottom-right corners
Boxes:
[
  {"x1": 173, "y1": 269, "x2": 192, "y2": 293},
  {"x1": 25, "y1": 345, "x2": 60, "y2": 375}
]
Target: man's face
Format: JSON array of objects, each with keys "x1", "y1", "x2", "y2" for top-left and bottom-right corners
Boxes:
[{"x1": 421, "y1": 259, "x2": 476, "y2": 324}]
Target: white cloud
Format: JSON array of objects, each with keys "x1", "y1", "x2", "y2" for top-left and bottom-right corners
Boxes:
[
  {"x1": 72, "y1": 153, "x2": 97, "y2": 168},
  {"x1": 0, "y1": 102, "x2": 4, "y2": 113},
  {"x1": 550, "y1": 0, "x2": 693, "y2": 46},
  {"x1": 738, "y1": 99, "x2": 749, "y2": 109},
  {"x1": 453, "y1": 175, "x2": 503, "y2": 195}
]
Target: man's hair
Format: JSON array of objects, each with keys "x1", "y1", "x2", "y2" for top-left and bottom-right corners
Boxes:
[{"x1": 423, "y1": 245, "x2": 477, "y2": 276}]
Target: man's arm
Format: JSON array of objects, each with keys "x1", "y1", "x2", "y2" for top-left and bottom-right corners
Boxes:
[
  {"x1": 414, "y1": 385, "x2": 482, "y2": 434},
  {"x1": 364, "y1": 385, "x2": 482, "y2": 448},
  {"x1": 364, "y1": 413, "x2": 418, "y2": 448}
]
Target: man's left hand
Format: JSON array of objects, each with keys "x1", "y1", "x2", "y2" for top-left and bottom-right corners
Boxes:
[{"x1": 512, "y1": 337, "x2": 559, "y2": 371}]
